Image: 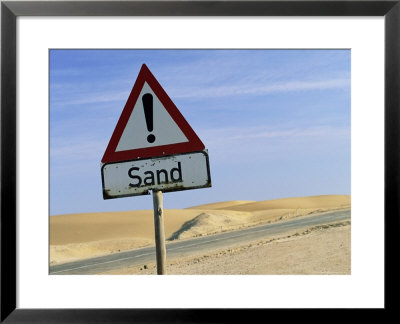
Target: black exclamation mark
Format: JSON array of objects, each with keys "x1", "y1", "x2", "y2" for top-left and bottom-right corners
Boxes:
[{"x1": 142, "y1": 93, "x2": 156, "y2": 143}]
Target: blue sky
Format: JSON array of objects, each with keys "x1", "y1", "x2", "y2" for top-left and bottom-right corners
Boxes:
[{"x1": 50, "y1": 49, "x2": 350, "y2": 215}]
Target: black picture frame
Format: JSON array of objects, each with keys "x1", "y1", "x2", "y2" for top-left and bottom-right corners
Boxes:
[{"x1": 1, "y1": 0, "x2": 398, "y2": 322}]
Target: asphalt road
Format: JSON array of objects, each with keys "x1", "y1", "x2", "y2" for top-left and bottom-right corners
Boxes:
[{"x1": 50, "y1": 209, "x2": 350, "y2": 275}]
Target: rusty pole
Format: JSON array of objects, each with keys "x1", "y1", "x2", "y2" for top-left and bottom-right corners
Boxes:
[{"x1": 152, "y1": 190, "x2": 166, "y2": 274}]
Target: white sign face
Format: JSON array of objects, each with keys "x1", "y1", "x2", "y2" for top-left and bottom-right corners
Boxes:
[
  {"x1": 101, "y1": 151, "x2": 211, "y2": 199},
  {"x1": 116, "y1": 82, "x2": 189, "y2": 152}
]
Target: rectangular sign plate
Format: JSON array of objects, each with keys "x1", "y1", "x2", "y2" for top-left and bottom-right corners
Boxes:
[{"x1": 101, "y1": 150, "x2": 211, "y2": 199}]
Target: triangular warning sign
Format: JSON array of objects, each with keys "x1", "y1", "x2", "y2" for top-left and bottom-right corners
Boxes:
[{"x1": 102, "y1": 64, "x2": 205, "y2": 163}]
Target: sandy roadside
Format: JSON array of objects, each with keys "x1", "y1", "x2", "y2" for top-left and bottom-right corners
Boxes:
[{"x1": 100, "y1": 220, "x2": 351, "y2": 275}]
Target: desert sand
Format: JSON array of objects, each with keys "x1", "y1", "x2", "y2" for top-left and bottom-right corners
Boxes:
[
  {"x1": 50, "y1": 195, "x2": 350, "y2": 267},
  {"x1": 101, "y1": 220, "x2": 351, "y2": 275}
]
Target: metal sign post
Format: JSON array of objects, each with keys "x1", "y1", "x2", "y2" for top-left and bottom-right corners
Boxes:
[{"x1": 152, "y1": 190, "x2": 166, "y2": 274}]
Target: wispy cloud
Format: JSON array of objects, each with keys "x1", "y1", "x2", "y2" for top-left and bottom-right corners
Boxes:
[
  {"x1": 50, "y1": 50, "x2": 350, "y2": 107},
  {"x1": 51, "y1": 90, "x2": 128, "y2": 106},
  {"x1": 201, "y1": 124, "x2": 349, "y2": 144},
  {"x1": 198, "y1": 123, "x2": 350, "y2": 167},
  {"x1": 51, "y1": 77, "x2": 349, "y2": 108},
  {"x1": 50, "y1": 137, "x2": 106, "y2": 162},
  {"x1": 171, "y1": 78, "x2": 350, "y2": 99}
]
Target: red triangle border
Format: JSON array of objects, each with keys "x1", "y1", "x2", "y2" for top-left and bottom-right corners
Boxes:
[{"x1": 101, "y1": 64, "x2": 205, "y2": 163}]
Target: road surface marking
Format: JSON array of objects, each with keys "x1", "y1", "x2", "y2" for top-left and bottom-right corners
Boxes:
[{"x1": 50, "y1": 253, "x2": 152, "y2": 274}]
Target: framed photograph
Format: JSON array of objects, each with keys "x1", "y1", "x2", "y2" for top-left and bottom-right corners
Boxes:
[{"x1": 1, "y1": 0, "x2": 398, "y2": 321}]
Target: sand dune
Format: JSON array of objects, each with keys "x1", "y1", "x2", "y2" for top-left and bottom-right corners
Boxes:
[
  {"x1": 187, "y1": 200, "x2": 256, "y2": 210},
  {"x1": 221, "y1": 195, "x2": 351, "y2": 212},
  {"x1": 50, "y1": 195, "x2": 350, "y2": 265}
]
